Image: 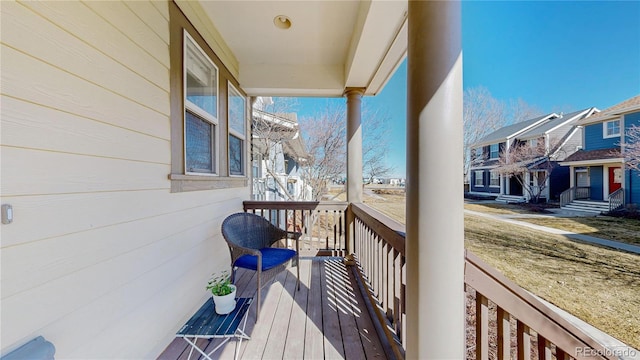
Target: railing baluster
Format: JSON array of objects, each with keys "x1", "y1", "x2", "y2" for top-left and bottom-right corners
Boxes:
[
  {"x1": 556, "y1": 348, "x2": 568, "y2": 360},
  {"x1": 517, "y1": 320, "x2": 531, "y2": 360},
  {"x1": 497, "y1": 307, "x2": 510, "y2": 360},
  {"x1": 537, "y1": 334, "x2": 551, "y2": 360},
  {"x1": 476, "y1": 292, "x2": 489, "y2": 360}
]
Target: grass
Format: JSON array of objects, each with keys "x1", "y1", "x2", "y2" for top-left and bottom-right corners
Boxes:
[
  {"x1": 465, "y1": 214, "x2": 640, "y2": 350},
  {"x1": 517, "y1": 216, "x2": 640, "y2": 246},
  {"x1": 464, "y1": 202, "x2": 531, "y2": 215},
  {"x1": 354, "y1": 187, "x2": 640, "y2": 349}
]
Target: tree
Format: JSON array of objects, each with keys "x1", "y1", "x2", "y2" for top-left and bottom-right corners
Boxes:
[
  {"x1": 299, "y1": 104, "x2": 346, "y2": 200},
  {"x1": 362, "y1": 107, "x2": 395, "y2": 184},
  {"x1": 463, "y1": 86, "x2": 508, "y2": 178},
  {"x1": 463, "y1": 87, "x2": 544, "y2": 182},
  {"x1": 496, "y1": 137, "x2": 563, "y2": 203},
  {"x1": 298, "y1": 101, "x2": 394, "y2": 200},
  {"x1": 623, "y1": 125, "x2": 640, "y2": 172}
]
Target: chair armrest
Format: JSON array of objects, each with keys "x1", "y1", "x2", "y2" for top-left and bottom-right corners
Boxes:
[
  {"x1": 229, "y1": 244, "x2": 261, "y2": 264},
  {"x1": 285, "y1": 231, "x2": 302, "y2": 240}
]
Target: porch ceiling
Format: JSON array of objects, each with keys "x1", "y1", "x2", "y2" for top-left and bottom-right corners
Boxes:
[{"x1": 197, "y1": 0, "x2": 408, "y2": 97}]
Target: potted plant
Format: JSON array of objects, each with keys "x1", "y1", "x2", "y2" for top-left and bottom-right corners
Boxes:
[{"x1": 206, "y1": 270, "x2": 236, "y2": 315}]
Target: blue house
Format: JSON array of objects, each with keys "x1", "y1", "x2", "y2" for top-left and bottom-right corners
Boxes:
[
  {"x1": 560, "y1": 95, "x2": 640, "y2": 212},
  {"x1": 469, "y1": 108, "x2": 597, "y2": 202}
]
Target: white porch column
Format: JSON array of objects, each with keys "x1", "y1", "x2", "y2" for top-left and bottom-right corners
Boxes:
[
  {"x1": 346, "y1": 87, "x2": 364, "y2": 254},
  {"x1": 406, "y1": 1, "x2": 464, "y2": 359}
]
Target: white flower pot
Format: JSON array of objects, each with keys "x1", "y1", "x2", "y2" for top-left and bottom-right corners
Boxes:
[{"x1": 212, "y1": 285, "x2": 236, "y2": 315}]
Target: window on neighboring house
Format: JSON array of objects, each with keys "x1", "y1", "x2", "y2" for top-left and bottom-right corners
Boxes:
[
  {"x1": 474, "y1": 170, "x2": 484, "y2": 187},
  {"x1": 490, "y1": 171, "x2": 500, "y2": 187},
  {"x1": 490, "y1": 144, "x2": 499, "y2": 159},
  {"x1": 184, "y1": 32, "x2": 218, "y2": 174},
  {"x1": 228, "y1": 82, "x2": 246, "y2": 176},
  {"x1": 604, "y1": 120, "x2": 620, "y2": 138}
]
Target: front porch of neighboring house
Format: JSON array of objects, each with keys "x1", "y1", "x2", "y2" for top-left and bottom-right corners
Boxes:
[
  {"x1": 560, "y1": 161, "x2": 626, "y2": 213},
  {"x1": 159, "y1": 201, "x2": 617, "y2": 360}
]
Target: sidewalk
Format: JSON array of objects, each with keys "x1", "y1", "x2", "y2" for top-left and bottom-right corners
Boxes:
[{"x1": 464, "y1": 209, "x2": 640, "y2": 255}]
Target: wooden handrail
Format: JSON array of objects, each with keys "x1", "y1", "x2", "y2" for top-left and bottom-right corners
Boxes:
[
  {"x1": 243, "y1": 201, "x2": 348, "y2": 255},
  {"x1": 349, "y1": 202, "x2": 616, "y2": 359},
  {"x1": 244, "y1": 200, "x2": 620, "y2": 359}
]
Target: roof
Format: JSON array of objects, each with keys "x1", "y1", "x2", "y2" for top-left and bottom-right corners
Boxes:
[
  {"x1": 516, "y1": 108, "x2": 595, "y2": 139},
  {"x1": 252, "y1": 109, "x2": 309, "y2": 161},
  {"x1": 578, "y1": 95, "x2": 640, "y2": 125},
  {"x1": 474, "y1": 113, "x2": 557, "y2": 146},
  {"x1": 562, "y1": 148, "x2": 622, "y2": 162},
  {"x1": 186, "y1": 1, "x2": 408, "y2": 96}
]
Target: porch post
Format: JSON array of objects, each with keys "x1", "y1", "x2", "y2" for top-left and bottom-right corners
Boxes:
[
  {"x1": 345, "y1": 87, "x2": 365, "y2": 254},
  {"x1": 406, "y1": 1, "x2": 464, "y2": 359}
]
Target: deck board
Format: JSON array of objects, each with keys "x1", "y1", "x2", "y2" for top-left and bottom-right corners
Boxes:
[{"x1": 157, "y1": 257, "x2": 388, "y2": 360}]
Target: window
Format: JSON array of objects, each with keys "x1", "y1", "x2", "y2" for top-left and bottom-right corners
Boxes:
[
  {"x1": 490, "y1": 144, "x2": 499, "y2": 159},
  {"x1": 490, "y1": 171, "x2": 500, "y2": 187},
  {"x1": 575, "y1": 167, "x2": 589, "y2": 187},
  {"x1": 228, "y1": 82, "x2": 246, "y2": 176},
  {"x1": 475, "y1": 171, "x2": 484, "y2": 187},
  {"x1": 184, "y1": 32, "x2": 218, "y2": 174},
  {"x1": 604, "y1": 120, "x2": 620, "y2": 138},
  {"x1": 169, "y1": 3, "x2": 248, "y2": 192}
]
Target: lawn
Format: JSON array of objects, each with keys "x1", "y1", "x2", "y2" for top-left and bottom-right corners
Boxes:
[
  {"x1": 356, "y1": 188, "x2": 640, "y2": 349},
  {"x1": 517, "y1": 216, "x2": 640, "y2": 246}
]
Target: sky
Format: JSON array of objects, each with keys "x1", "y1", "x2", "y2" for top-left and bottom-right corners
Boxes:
[{"x1": 290, "y1": 1, "x2": 640, "y2": 178}]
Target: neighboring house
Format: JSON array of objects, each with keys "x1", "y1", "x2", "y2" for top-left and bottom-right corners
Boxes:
[
  {"x1": 469, "y1": 108, "x2": 598, "y2": 202},
  {"x1": 560, "y1": 95, "x2": 640, "y2": 211},
  {"x1": 251, "y1": 103, "x2": 312, "y2": 202}
]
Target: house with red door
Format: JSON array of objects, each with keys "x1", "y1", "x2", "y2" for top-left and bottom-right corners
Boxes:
[{"x1": 560, "y1": 95, "x2": 640, "y2": 213}]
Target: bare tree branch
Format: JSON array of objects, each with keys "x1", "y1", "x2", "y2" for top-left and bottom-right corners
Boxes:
[
  {"x1": 623, "y1": 124, "x2": 640, "y2": 172},
  {"x1": 496, "y1": 137, "x2": 562, "y2": 203}
]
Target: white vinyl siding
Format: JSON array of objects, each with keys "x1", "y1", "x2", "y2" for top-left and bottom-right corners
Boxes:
[{"x1": 1, "y1": 1, "x2": 247, "y2": 358}]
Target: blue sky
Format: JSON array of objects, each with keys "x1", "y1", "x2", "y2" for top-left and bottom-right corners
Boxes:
[{"x1": 292, "y1": 1, "x2": 640, "y2": 177}]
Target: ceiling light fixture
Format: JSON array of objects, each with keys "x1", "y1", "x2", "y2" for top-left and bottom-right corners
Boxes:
[{"x1": 273, "y1": 15, "x2": 292, "y2": 30}]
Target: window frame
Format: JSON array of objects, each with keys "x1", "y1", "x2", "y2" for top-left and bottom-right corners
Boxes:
[
  {"x1": 489, "y1": 143, "x2": 499, "y2": 159},
  {"x1": 474, "y1": 170, "x2": 484, "y2": 187},
  {"x1": 227, "y1": 81, "x2": 247, "y2": 177},
  {"x1": 603, "y1": 119, "x2": 621, "y2": 139},
  {"x1": 489, "y1": 171, "x2": 500, "y2": 187},
  {"x1": 168, "y1": 2, "x2": 248, "y2": 192},
  {"x1": 183, "y1": 31, "x2": 219, "y2": 176}
]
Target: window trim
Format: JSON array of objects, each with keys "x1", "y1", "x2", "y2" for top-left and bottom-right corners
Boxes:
[
  {"x1": 489, "y1": 143, "x2": 499, "y2": 159},
  {"x1": 227, "y1": 81, "x2": 247, "y2": 177},
  {"x1": 169, "y1": 2, "x2": 247, "y2": 192},
  {"x1": 489, "y1": 171, "x2": 500, "y2": 187},
  {"x1": 474, "y1": 170, "x2": 484, "y2": 187},
  {"x1": 183, "y1": 31, "x2": 219, "y2": 176},
  {"x1": 603, "y1": 119, "x2": 621, "y2": 139}
]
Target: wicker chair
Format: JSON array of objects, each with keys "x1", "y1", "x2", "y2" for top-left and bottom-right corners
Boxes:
[{"x1": 221, "y1": 212, "x2": 301, "y2": 321}]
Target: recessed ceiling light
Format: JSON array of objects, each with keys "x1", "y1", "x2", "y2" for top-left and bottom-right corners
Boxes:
[{"x1": 273, "y1": 15, "x2": 292, "y2": 30}]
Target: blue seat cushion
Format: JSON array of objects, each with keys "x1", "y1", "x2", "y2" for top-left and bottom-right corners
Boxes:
[{"x1": 234, "y1": 248, "x2": 296, "y2": 271}]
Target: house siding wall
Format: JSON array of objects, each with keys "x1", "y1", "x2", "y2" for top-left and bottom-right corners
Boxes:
[
  {"x1": 549, "y1": 165, "x2": 570, "y2": 200},
  {"x1": 1, "y1": 1, "x2": 248, "y2": 358},
  {"x1": 554, "y1": 127, "x2": 583, "y2": 161},
  {"x1": 584, "y1": 123, "x2": 620, "y2": 150},
  {"x1": 470, "y1": 170, "x2": 499, "y2": 194},
  {"x1": 589, "y1": 166, "x2": 604, "y2": 200}
]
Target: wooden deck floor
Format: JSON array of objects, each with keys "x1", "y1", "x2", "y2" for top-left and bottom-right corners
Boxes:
[{"x1": 158, "y1": 257, "x2": 387, "y2": 360}]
